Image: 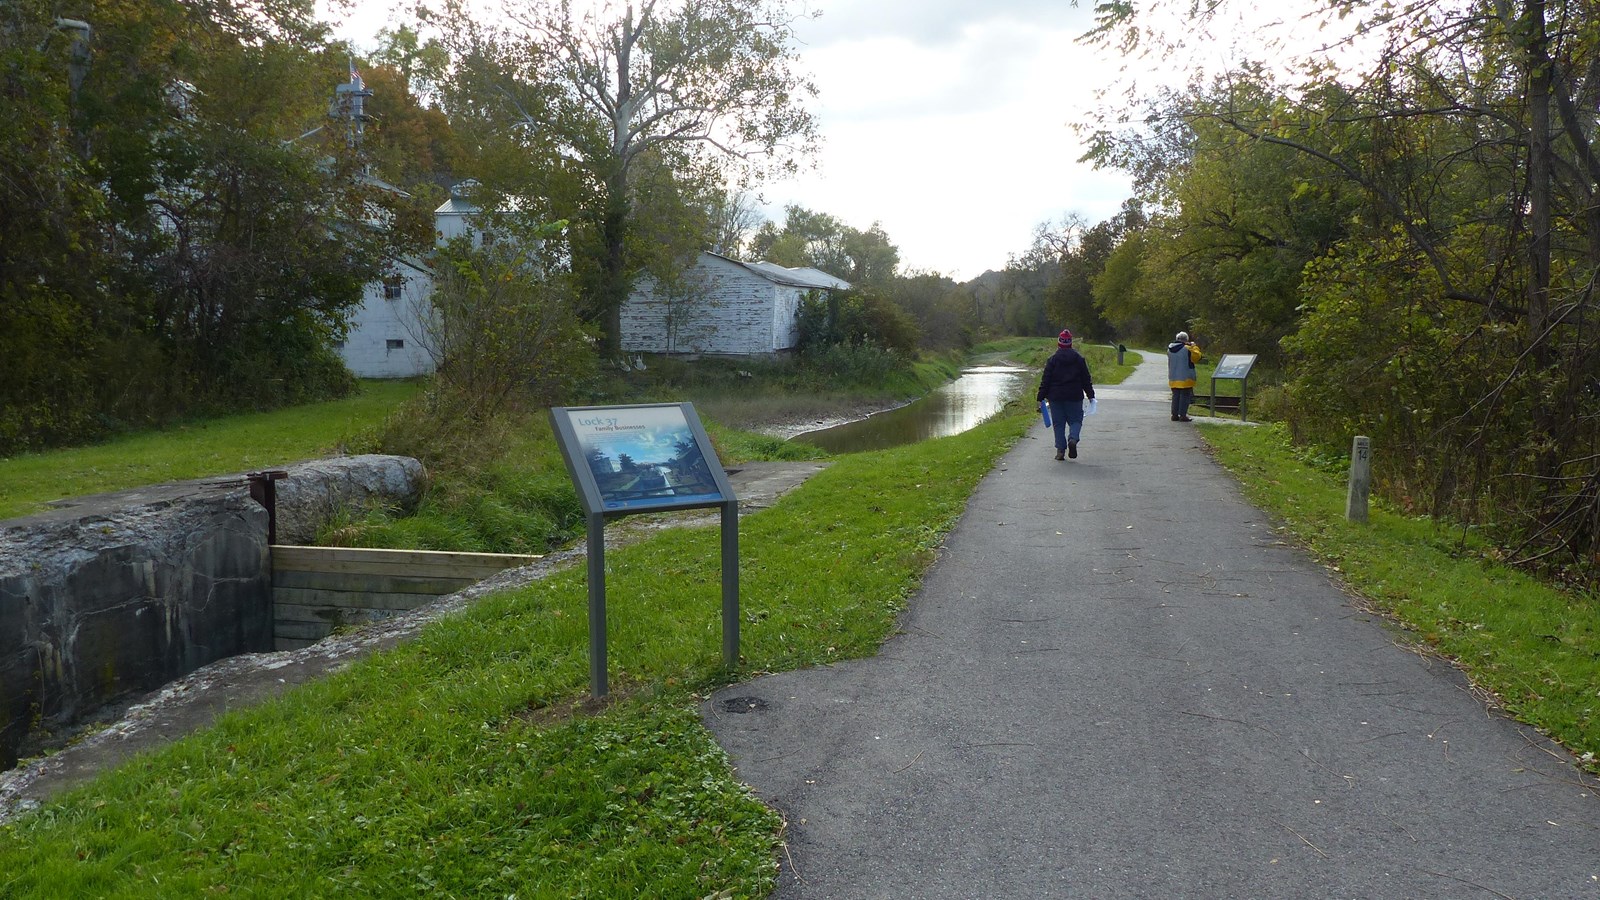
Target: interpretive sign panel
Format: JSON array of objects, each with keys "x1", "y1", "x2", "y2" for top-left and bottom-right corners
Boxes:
[
  {"x1": 1213, "y1": 354, "x2": 1257, "y2": 381},
  {"x1": 1207, "y1": 353, "x2": 1261, "y2": 422},
  {"x1": 550, "y1": 403, "x2": 731, "y2": 515},
  {"x1": 549, "y1": 402, "x2": 741, "y2": 699}
]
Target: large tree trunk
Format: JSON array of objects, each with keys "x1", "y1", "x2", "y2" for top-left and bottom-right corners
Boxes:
[
  {"x1": 598, "y1": 180, "x2": 630, "y2": 359},
  {"x1": 1524, "y1": 0, "x2": 1553, "y2": 366}
]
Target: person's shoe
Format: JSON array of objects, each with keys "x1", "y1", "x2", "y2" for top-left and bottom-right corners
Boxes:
[
  {"x1": 1055, "y1": 449, "x2": 1065, "y2": 461},
  {"x1": 1067, "y1": 440, "x2": 1078, "y2": 459},
  {"x1": 1179, "y1": 416, "x2": 1193, "y2": 422},
  {"x1": 1172, "y1": 415, "x2": 1181, "y2": 421}
]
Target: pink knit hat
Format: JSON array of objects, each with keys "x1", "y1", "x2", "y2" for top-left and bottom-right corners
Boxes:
[{"x1": 1057, "y1": 330, "x2": 1073, "y2": 347}]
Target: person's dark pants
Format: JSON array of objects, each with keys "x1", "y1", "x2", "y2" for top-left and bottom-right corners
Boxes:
[
  {"x1": 1050, "y1": 399, "x2": 1084, "y2": 449},
  {"x1": 1172, "y1": 387, "x2": 1194, "y2": 419}
]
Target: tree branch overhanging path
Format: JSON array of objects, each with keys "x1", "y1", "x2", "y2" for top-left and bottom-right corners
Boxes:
[{"x1": 1075, "y1": 0, "x2": 1600, "y2": 573}]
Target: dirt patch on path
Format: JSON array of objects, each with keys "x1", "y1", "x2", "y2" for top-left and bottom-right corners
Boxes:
[{"x1": 0, "y1": 460, "x2": 829, "y2": 821}]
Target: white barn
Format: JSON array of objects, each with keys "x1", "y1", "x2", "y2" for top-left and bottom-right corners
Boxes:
[
  {"x1": 336, "y1": 257, "x2": 433, "y2": 378},
  {"x1": 620, "y1": 252, "x2": 851, "y2": 356},
  {"x1": 337, "y1": 183, "x2": 488, "y2": 379},
  {"x1": 339, "y1": 192, "x2": 849, "y2": 374}
]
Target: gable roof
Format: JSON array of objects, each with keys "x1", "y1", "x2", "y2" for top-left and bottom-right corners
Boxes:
[{"x1": 704, "y1": 252, "x2": 851, "y2": 290}]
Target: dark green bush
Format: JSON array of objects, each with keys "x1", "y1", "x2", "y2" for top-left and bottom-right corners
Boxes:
[{"x1": 797, "y1": 289, "x2": 919, "y2": 355}]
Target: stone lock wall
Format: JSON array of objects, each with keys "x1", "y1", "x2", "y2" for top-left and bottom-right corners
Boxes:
[{"x1": 0, "y1": 455, "x2": 426, "y2": 769}]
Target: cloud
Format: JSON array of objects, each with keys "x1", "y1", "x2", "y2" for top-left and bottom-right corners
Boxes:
[
  {"x1": 806, "y1": 20, "x2": 1080, "y2": 123},
  {"x1": 759, "y1": 7, "x2": 1133, "y2": 278},
  {"x1": 798, "y1": 0, "x2": 1095, "y2": 47}
]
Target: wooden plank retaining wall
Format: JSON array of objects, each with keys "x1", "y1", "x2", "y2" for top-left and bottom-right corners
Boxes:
[{"x1": 270, "y1": 546, "x2": 542, "y2": 650}]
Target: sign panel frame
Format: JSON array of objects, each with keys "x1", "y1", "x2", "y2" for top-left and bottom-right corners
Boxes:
[
  {"x1": 551, "y1": 402, "x2": 735, "y2": 517},
  {"x1": 549, "y1": 402, "x2": 740, "y2": 699},
  {"x1": 1212, "y1": 354, "x2": 1258, "y2": 381},
  {"x1": 1208, "y1": 354, "x2": 1260, "y2": 422}
]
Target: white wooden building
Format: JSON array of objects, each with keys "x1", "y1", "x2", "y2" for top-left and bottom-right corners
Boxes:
[
  {"x1": 335, "y1": 257, "x2": 434, "y2": 378},
  {"x1": 620, "y1": 252, "x2": 851, "y2": 356},
  {"x1": 337, "y1": 183, "x2": 487, "y2": 379},
  {"x1": 339, "y1": 192, "x2": 849, "y2": 375}
]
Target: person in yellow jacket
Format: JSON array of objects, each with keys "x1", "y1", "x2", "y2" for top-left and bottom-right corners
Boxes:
[{"x1": 1167, "y1": 331, "x2": 1202, "y2": 421}]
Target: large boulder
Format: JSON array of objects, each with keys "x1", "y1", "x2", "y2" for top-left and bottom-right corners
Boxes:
[{"x1": 273, "y1": 455, "x2": 428, "y2": 544}]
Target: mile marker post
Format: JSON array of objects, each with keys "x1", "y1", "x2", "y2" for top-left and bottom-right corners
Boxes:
[{"x1": 1346, "y1": 436, "x2": 1371, "y2": 523}]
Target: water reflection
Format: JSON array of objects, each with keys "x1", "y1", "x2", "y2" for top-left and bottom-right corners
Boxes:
[{"x1": 795, "y1": 365, "x2": 1032, "y2": 454}]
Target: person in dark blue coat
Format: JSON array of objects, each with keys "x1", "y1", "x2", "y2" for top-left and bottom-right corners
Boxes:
[{"x1": 1035, "y1": 329, "x2": 1096, "y2": 460}]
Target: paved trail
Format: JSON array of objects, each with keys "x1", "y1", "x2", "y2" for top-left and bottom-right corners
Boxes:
[{"x1": 705, "y1": 355, "x2": 1600, "y2": 899}]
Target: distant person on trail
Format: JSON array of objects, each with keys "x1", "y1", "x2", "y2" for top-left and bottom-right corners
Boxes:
[
  {"x1": 1168, "y1": 331, "x2": 1202, "y2": 422},
  {"x1": 1036, "y1": 329, "x2": 1095, "y2": 460}
]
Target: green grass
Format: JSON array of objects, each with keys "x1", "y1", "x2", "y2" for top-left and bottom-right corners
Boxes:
[
  {"x1": 969, "y1": 336, "x2": 1137, "y2": 385},
  {"x1": 1199, "y1": 422, "x2": 1600, "y2": 763},
  {"x1": 1083, "y1": 343, "x2": 1137, "y2": 386},
  {"x1": 320, "y1": 414, "x2": 826, "y2": 555},
  {"x1": 0, "y1": 401, "x2": 1038, "y2": 898},
  {"x1": 0, "y1": 381, "x2": 422, "y2": 520},
  {"x1": 969, "y1": 336, "x2": 1055, "y2": 362}
]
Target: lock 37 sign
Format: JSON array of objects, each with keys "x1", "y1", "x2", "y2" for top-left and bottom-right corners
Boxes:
[{"x1": 551, "y1": 403, "x2": 729, "y2": 514}]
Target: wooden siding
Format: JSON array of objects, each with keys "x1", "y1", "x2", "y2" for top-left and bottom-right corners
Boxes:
[
  {"x1": 269, "y1": 545, "x2": 540, "y2": 650},
  {"x1": 622, "y1": 254, "x2": 803, "y2": 355},
  {"x1": 338, "y1": 269, "x2": 435, "y2": 378}
]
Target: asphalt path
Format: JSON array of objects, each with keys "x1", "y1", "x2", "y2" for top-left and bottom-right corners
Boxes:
[{"x1": 704, "y1": 355, "x2": 1600, "y2": 899}]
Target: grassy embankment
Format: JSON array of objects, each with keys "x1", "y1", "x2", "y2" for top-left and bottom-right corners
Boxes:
[
  {"x1": 651, "y1": 352, "x2": 965, "y2": 436},
  {"x1": 0, "y1": 393, "x2": 1041, "y2": 898},
  {"x1": 0, "y1": 343, "x2": 1062, "y2": 534},
  {"x1": 0, "y1": 381, "x2": 424, "y2": 521},
  {"x1": 1199, "y1": 422, "x2": 1600, "y2": 766},
  {"x1": 322, "y1": 352, "x2": 972, "y2": 554},
  {"x1": 0, "y1": 354, "x2": 955, "y2": 547}
]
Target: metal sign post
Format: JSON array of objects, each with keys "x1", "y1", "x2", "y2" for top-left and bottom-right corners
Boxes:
[
  {"x1": 586, "y1": 512, "x2": 608, "y2": 696},
  {"x1": 549, "y1": 402, "x2": 740, "y2": 700},
  {"x1": 721, "y1": 501, "x2": 739, "y2": 665}
]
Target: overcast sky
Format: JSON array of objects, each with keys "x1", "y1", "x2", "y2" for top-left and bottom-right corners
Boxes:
[
  {"x1": 325, "y1": 1, "x2": 1198, "y2": 280},
  {"x1": 770, "y1": 2, "x2": 1134, "y2": 279}
]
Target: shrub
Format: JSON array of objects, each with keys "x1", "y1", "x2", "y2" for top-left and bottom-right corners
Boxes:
[
  {"x1": 797, "y1": 288, "x2": 919, "y2": 355},
  {"x1": 412, "y1": 239, "x2": 598, "y2": 423},
  {"x1": 798, "y1": 342, "x2": 907, "y2": 387}
]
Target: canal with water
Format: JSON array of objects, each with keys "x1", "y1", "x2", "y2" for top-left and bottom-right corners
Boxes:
[{"x1": 793, "y1": 364, "x2": 1034, "y2": 454}]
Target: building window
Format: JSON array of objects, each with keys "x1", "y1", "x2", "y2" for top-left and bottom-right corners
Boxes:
[
  {"x1": 386, "y1": 339, "x2": 405, "y2": 350},
  {"x1": 383, "y1": 274, "x2": 405, "y2": 300}
]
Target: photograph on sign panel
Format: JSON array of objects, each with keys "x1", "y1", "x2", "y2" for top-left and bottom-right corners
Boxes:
[
  {"x1": 567, "y1": 406, "x2": 723, "y2": 510},
  {"x1": 1213, "y1": 354, "x2": 1257, "y2": 380}
]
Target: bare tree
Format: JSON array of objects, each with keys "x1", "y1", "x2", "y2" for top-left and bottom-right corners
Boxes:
[{"x1": 707, "y1": 188, "x2": 762, "y2": 257}]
